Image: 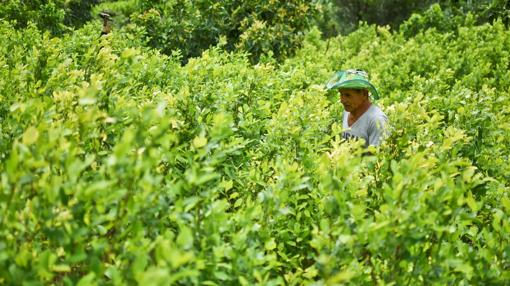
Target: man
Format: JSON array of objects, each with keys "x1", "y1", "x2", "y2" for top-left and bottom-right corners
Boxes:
[
  {"x1": 326, "y1": 69, "x2": 388, "y2": 147},
  {"x1": 99, "y1": 12, "x2": 113, "y2": 36}
]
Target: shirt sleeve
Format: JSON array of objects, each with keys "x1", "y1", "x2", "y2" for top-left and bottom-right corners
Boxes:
[{"x1": 368, "y1": 115, "x2": 388, "y2": 146}]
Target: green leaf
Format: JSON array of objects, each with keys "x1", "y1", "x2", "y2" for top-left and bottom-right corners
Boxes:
[
  {"x1": 303, "y1": 265, "x2": 318, "y2": 279},
  {"x1": 221, "y1": 180, "x2": 233, "y2": 191},
  {"x1": 214, "y1": 271, "x2": 229, "y2": 281},
  {"x1": 177, "y1": 225, "x2": 194, "y2": 250},
  {"x1": 53, "y1": 264, "x2": 71, "y2": 272},
  {"x1": 22, "y1": 126, "x2": 39, "y2": 145},
  {"x1": 265, "y1": 238, "x2": 277, "y2": 251},
  {"x1": 193, "y1": 136, "x2": 208, "y2": 148},
  {"x1": 465, "y1": 192, "x2": 479, "y2": 212},
  {"x1": 327, "y1": 269, "x2": 355, "y2": 283},
  {"x1": 77, "y1": 272, "x2": 96, "y2": 286},
  {"x1": 502, "y1": 197, "x2": 510, "y2": 212}
]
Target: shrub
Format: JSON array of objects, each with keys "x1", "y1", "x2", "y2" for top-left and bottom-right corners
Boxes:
[{"x1": 0, "y1": 12, "x2": 509, "y2": 285}]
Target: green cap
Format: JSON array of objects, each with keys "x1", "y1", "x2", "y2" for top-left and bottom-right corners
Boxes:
[{"x1": 326, "y1": 69, "x2": 380, "y2": 100}]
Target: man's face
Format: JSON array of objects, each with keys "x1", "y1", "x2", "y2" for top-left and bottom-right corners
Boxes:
[{"x1": 339, "y1": 88, "x2": 368, "y2": 113}]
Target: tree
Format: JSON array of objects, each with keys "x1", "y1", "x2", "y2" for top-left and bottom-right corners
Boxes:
[
  {"x1": 96, "y1": 0, "x2": 322, "y2": 63},
  {"x1": 0, "y1": 0, "x2": 100, "y2": 35}
]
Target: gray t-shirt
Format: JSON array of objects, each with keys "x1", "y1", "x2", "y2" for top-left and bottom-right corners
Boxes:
[{"x1": 342, "y1": 105, "x2": 388, "y2": 147}]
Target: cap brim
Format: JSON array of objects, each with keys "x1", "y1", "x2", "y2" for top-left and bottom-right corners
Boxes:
[{"x1": 326, "y1": 78, "x2": 380, "y2": 100}]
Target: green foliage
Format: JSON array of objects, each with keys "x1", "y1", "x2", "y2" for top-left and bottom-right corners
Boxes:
[
  {"x1": 439, "y1": 0, "x2": 510, "y2": 25},
  {"x1": 0, "y1": 0, "x2": 99, "y2": 35},
  {"x1": 482, "y1": 0, "x2": 510, "y2": 25},
  {"x1": 0, "y1": 12, "x2": 510, "y2": 286},
  {"x1": 0, "y1": 0, "x2": 65, "y2": 34},
  {"x1": 324, "y1": 0, "x2": 437, "y2": 34},
  {"x1": 95, "y1": 0, "x2": 322, "y2": 63},
  {"x1": 400, "y1": 0, "x2": 510, "y2": 37},
  {"x1": 400, "y1": 3, "x2": 478, "y2": 37},
  {"x1": 323, "y1": 0, "x2": 510, "y2": 36},
  {"x1": 64, "y1": 0, "x2": 102, "y2": 29}
]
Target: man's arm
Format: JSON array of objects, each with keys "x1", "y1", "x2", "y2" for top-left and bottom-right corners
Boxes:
[{"x1": 367, "y1": 115, "x2": 388, "y2": 146}]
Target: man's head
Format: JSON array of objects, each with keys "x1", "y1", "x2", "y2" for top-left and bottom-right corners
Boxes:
[{"x1": 339, "y1": 88, "x2": 370, "y2": 113}]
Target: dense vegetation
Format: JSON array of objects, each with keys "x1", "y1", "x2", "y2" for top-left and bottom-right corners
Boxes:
[
  {"x1": 324, "y1": 0, "x2": 510, "y2": 34},
  {"x1": 0, "y1": 0, "x2": 100, "y2": 34},
  {"x1": 0, "y1": 1, "x2": 509, "y2": 285}
]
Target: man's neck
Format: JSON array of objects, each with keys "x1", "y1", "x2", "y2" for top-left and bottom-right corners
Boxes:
[{"x1": 350, "y1": 101, "x2": 372, "y2": 120}]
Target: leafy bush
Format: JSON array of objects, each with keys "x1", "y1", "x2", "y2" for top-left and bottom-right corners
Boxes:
[
  {"x1": 323, "y1": 0, "x2": 437, "y2": 34},
  {"x1": 94, "y1": 0, "x2": 322, "y2": 63},
  {"x1": 322, "y1": 0, "x2": 509, "y2": 36},
  {"x1": 0, "y1": 0, "x2": 99, "y2": 35},
  {"x1": 400, "y1": 1, "x2": 510, "y2": 37},
  {"x1": 0, "y1": 12, "x2": 509, "y2": 286}
]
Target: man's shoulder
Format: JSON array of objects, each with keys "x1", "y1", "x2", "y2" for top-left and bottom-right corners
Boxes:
[{"x1": 366, "y1": 105, "x2": 387, "y2": 121}]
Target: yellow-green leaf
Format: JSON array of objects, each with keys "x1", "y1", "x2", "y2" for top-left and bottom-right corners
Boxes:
[
  {"x1": 193, "y1": 136, "x2": 208, "y2": 148},
  {"x1": 22, "y1": 126, "x2": 39, "y2": 145},
  {"x1": 265, "y1": 238, "x2": 276, "y2": 251}
]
